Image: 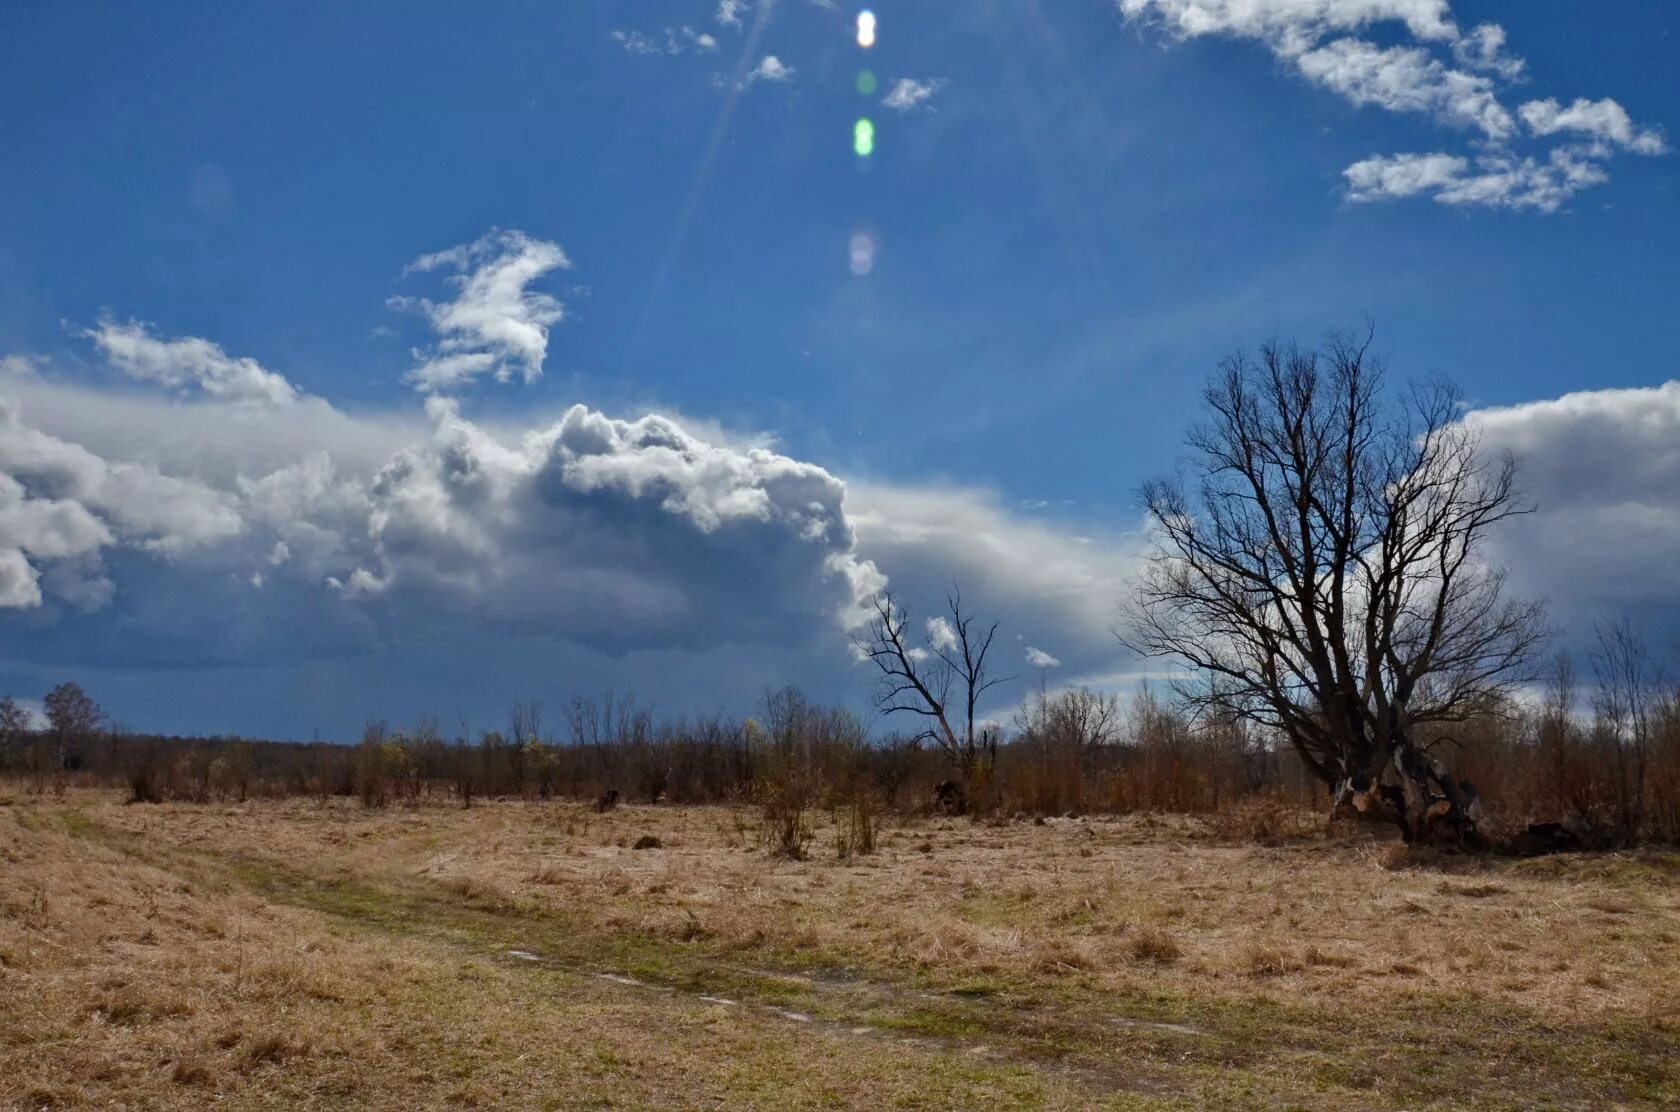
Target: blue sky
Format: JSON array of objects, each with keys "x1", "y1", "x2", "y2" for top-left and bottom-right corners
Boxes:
[{"x1": 1, "y1": 1, "x2": 1677, "y2": 738}]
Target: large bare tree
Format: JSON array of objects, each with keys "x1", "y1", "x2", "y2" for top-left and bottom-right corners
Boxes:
[
  {"x1": 856, "y1": 589, "x2": 1009, "y2": 808},
  {"x1": 1122, "y1": 332, "x2": 1547, "y2": 842}
]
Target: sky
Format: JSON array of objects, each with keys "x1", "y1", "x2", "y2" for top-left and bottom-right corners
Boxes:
[{"x1": 1, "y1": 0, "x2": 1676, "y2": 740}]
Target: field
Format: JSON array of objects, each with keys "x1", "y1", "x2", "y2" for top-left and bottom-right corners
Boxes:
[{"x1": 3, "y1": 789, "x2": 1677, "y2": 1110}]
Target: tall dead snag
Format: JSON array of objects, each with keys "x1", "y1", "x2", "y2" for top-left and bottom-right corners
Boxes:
[
  {"x1": 1122, "y1": 331, "x2": 1547, "y2": 843},
  {"x1": 856, "y1": 589, "x2": 1009, "y2": 811}
]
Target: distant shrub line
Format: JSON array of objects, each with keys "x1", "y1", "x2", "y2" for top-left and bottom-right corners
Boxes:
[{"x1": 5, "y1": 679, "x2": 1679, "y2": 846}]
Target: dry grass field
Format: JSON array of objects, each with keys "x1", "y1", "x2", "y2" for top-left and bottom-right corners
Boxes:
[{"x1": 2, "y1": 788, "x2": 1677, "y2": 1110}]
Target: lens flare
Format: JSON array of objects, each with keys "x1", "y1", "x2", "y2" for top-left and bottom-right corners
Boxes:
[
  {"x1": 853, "y1": 117, "x2": 875, "y2": 157},
  {"x1": 849, "y1": 231, "x2": 877, "y2": 276},
  {"x1": 856, "y1": 10, "x2": 876, "y2": 48},
  {"x1": 855, "y1": 69, "x2": 877, "y2": 96}
]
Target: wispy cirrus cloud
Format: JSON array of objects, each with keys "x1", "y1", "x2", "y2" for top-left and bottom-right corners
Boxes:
[
  {"x1": 882, "y1": 78, "x2": 946, "y2": 113},
  {"x1": 1119, "y1": 0, "x2": 1668, "y2": 212},
  {"x1": 610, "y1": 26, "x2": 718, "y2": 57}
]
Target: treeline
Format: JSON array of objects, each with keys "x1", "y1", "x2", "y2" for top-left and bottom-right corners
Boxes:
[{"x1": 6, "y1": 668, "x2": 1680, "y2": 845}]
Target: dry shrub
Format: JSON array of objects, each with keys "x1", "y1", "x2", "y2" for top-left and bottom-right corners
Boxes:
[
  {"x1": 760, "y1": 790, "x2": 811, "y2": 860},
  {"x1": 1125, "y1": 926, "x2": 1181, "y2": 965},
  {"x1": 836, "y1": 795, "x2": 876, "y2": 860},
  {"x1": 631, "y1": 835, "x2": 662, "y2": 850}
]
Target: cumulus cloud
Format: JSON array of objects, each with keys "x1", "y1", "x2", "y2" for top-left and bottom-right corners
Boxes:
[
  {"x1": 717, "y1": 0, "x2": 747, "y2": 28},
  {"x1": 882, "y1": 78, "x2": 946, "y2": 113},
  {"x1": 87, "y1": 318, "x2": 299, "y2": 406},
  {"x1": 0, "y1": 355, "x2": 888, "y2": 659},
  {"x1": 0, "y1": 395, "x2": 242, "y2": 610},
  {"x1": 1465, "y1": 382, "x2": 1680, "y2": 638},
  {"x1": 1025, "y1": 646, "x2": 1062, "y2": 668},
  {"x1": 744, "y1": 55, "x2": 795, "y2": 85},
  {"x1": 1119, "y1": 0, "x2": 1667, "y2": 211},
  {"x1": 344, "y1": 399, "x2": 884, "y2": 648},
  {"x1": 391, "y1": 229, "x2": 570, "y2": 393}
]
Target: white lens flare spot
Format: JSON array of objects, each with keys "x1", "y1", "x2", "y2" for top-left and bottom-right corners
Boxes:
[
  {"x1": 856, "y1": 10, "x2": 876, "y2": 49},
  {"x1": 849, "y1": 230, "x2": 877, "y2": 276}
]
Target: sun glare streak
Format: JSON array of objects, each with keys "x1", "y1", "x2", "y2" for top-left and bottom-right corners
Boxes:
[{"x1": 856, "y1": 10, "x2": 876, "y2": 49}]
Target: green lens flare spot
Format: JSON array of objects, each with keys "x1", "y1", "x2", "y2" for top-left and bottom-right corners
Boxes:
[
  {"x1": 854, "y1": 117, "x2": 875, "y2": 157},
  {"x1": 856, "y1": 69, "x2": 878, "y2": 96}
]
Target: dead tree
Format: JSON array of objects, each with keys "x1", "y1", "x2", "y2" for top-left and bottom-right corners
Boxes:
[
  {"x1": 1122, "y1": 331, "x2": 1547, "y2": 843},
  {"x1": 1589, "y1": 615, "x2": 1659, "y2": 842},
  {"x1": 856, "y1": 589, "x2": 1010, "y2": 809}
]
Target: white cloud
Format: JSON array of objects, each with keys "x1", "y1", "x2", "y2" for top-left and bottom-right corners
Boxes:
[
  {"x1": 1344, "y1": 145, "x2": 1609, "y2": 211},
  {"x1": 0, "y1": 548, "x2": 40, "y2": 609},
  {"x1": 0, "y1": 361, "x2": 888, "y2": 649},
  {"x1": 1294, "y1": 39, "x2": 1511, "y2": 139},
  {"x1": 1520, "y1": 97, "x2": 1668, "y2": 156},
  {"x1": 1452, "y1": 22, "x2": 1524, "y2": 81},
  {"x1": 1343, "y1": 151, "x2": 1466, "y2": 198},
  {"x1": 926, "y1": 615, "x2": 959, "y2": 652},
  {"x1": 87, "y1": 318, "x2": 299, "y2": 406},
  {"x1": 1025, "y1": 646, "x2": 1062, "y2": 668},
  {"x1": 1118, "y1": 0, "x2": 1668, "y2": 212},
  {"x1": 882, "y1": 78, "x2": 946, "y2": 113},
  {"x1": 1465, "y1": 382, "x2": 1680, "y2": 639},
  {"x1": 717, "y1": 0, "x2": 747, "y2": 28},
  {"x1": 1119, "y1": 0, "x2": 1457, "y2": 53},
  {"x1": 392, "y1": 229, "x2": 570, "y2": 393},
  {"x1": 0, "y1": 394, "x2": 243, "y2": 610},
  {"x1": 611, "y1": 26, "x2": 718, "y2": 56},
  {"x1": 610, "y1": 29, "x2": 664, "y2": 56},
  {"x1": 744, "y1": 55, "x2": 795, "y2": 85}
]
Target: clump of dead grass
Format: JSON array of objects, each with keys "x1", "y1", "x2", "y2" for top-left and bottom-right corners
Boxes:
[
  {"x1": 1242, "y1": 943, "x2": 1302, "y2": 977},
  {"x1": 1125, "y1": 926, "x2": 1182, "y2": 965}
]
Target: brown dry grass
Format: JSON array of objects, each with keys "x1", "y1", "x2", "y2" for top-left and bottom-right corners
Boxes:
[{"x1": 4, "y1": 786, "x2": 1678, "y2": 1109}]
